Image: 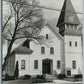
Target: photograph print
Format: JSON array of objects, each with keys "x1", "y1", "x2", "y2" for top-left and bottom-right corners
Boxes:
[{"x1": 2, "y1": 0, "x2": 83, "y2": 84}]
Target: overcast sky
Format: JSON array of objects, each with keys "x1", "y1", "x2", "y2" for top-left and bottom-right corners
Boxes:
[
  {"x1": 39, "y1": 0, "x2": 83, "y2": 20},
  {"x1": 3, "y1": 0, "x2": 83, "y2": 20}
]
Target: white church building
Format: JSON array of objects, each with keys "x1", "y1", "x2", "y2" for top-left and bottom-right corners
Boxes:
[{"x1": 4, "y1": 0, "x2": 83, "y2": 77}]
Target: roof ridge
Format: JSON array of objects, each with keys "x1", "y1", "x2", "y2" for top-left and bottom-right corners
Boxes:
[
  {"x1": 57, "y1": 0, "x2": 80, "y2": 27},
  {"x1": 46, "y1": 22, "x2": 63, "y2": 40}
]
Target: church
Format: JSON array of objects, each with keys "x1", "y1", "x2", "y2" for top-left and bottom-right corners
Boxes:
[{"x1": 4, "y1": 0, "x2": 83, "y2": 77}]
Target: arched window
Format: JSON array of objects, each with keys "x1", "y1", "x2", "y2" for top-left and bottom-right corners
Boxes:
[
  {"x1": 66, "y1": 24, "x2": 69, "y2": 28},
  {"x1": 41, "y1": 47, "x2": 45, "y2": 54},
  {"x1": 74, "y1": 25, "x2": 77, "y2": 29},
  {"x1": 21, "y1": 60, "x2": 25, "y2": 69},
  {"x1": 71, "y1": 24, "x2": 73, "y2": 28},
  {"x1": 46, "y1": 34, "x2": 48, "y2": 39},
  {"x1": 34, "y1": 60, "x2": 38, "y2": 69},
  {"x1": 50, "y1": 47, "x2": 54, "y2": 54},
  {"x1": 75, "y1": 41, "x2": 77, "y2": 47},
  {"x1": 57, "y1": 60, "x2": 61, "y2": 69},
  {"x1": 69, "y1": 41, "x2": 72, "y2": 46},
  {"x1": 72, "y1": 60, "x2": 76, "y2": 69}
]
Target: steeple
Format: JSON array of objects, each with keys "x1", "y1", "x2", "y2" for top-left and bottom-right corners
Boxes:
[
  {"x1": 56, "y1": 0, "x2": 81, "y2": 36},
  {"x1": 57, "y1": 0, "x2": 80, "y2": 27}
]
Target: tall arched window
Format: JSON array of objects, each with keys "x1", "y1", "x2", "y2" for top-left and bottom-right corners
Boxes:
[
  {"x1": 69, "y1": 41, "x2": 72, "y2": 46},
  {"x1": 21, "y1": 60, "x2": 25, "y2": 69},
  {"x1": 41, "y1": 47, "x2": 45, "y2": 54},
  {"x1": 50, "y1": 47, "x2": 54, "y2": 54},
  {"x1": 75, "y1": 41, "x2": 77, "y2": 47},
  {"x1": 66, "y1": 24, "x2": 69, "y2": 28},
  {"x1": 72, "y1": 60, "x2": 76, "y2": 69},
  {"x1": 57, "y1": 60, "x2": 61, "y2": 69},
  {"x1": 34, "y1": 60, "x2": 38, "y2": 69},
  {"x1": 46, "y1": 34, "x2": 48, "y2": 39}
]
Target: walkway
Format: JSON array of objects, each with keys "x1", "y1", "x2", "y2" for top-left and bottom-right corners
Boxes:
[
  {"x1": 53, "y1": 79, "x2": 83, "y2": 83},
  {"x1": 34, "y1": 79, "x2": 83, "y2": 84}
]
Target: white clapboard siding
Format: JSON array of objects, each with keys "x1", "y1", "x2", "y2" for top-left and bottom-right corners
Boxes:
[{"x1": 64, "y1": 35, "x2": 83, "y2": 75}]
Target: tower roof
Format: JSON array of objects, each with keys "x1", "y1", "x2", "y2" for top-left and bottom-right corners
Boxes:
[{"x1": 57, "y1": 0, "x2": 80, "y2": 27}]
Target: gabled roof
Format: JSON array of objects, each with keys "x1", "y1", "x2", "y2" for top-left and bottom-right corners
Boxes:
[
  {"x1": 10, "y1": 39, "x2": 33, "y2": 55},
  {"x1": 45, "y1": 21, "x2": 63, "y2": 40},
  {"x1": 57, "y1": 0, "x2": 80, "y2": 27}
]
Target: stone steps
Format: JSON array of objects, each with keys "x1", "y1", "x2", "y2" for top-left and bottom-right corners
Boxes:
[{"x1": 44, "y1": 74, "x2": 57, "y2": 80}]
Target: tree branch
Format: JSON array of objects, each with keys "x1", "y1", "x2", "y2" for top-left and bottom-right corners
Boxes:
[
  {"x1": 2, "y1": 15, "x2": 12, "y2": 32},
  {"x1": 18, "y1": 7, "x2": 34, "y2": 23},
  {"x1": 15, "y1": 36, "x2": 40, "y2": 41},
  {"x1": 8, "y1": 29, "x2": 13, "y2": 38},
  {"x1": 16, "y1": 25, "x2": 32, "y2": 32},
  {"x1": 2, "y1": 35, "x2": 12, "y2": 41}
]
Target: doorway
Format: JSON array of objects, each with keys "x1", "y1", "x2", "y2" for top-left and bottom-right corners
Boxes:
[{"x1": 42, "y1": 59, "x2": 53, "y2": 74}]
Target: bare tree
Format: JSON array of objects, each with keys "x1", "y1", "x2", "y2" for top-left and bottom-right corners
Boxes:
[
  {"x1": 3, "y1": 1, "x2": 13, "y2": 32},
  {"x1": 3, "y1": 0, "x2": 45, "y2": 66}
]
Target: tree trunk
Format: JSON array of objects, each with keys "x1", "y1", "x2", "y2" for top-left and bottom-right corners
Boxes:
[
  {"x1": 5, "y1": 39, "x2": 15, "y2": 59},
  {"x1": 5, "y1": 23, "x2": 18, "y2": 61}
]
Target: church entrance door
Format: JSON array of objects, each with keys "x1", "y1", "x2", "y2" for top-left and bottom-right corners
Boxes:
[{"x1": 42, "y1": 59, "x2": 53, "y2": 74}]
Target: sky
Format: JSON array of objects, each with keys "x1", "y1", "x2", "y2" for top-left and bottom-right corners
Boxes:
[
  {"x1": 39, "y1": 0, "x2": 83, "y2": 20},
  {"x1": 2, "y1": 0, "x2": 83, "y2": 62},
  {"x1": 3, "y1": 0, "x2": 83, "y2": 20}
]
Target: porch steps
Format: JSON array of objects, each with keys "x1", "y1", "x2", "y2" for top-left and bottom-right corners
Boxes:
[{"x1": 44, "y1": 74, "x2": 57, "y2": 80}]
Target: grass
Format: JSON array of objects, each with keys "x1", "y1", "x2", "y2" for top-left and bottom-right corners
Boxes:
[
  {"x1": 64, "y1": 77, "x2": 83, "y2": 82},
  {"x1": 3, "y1": 79, "x2": 32, "y2": 84}
]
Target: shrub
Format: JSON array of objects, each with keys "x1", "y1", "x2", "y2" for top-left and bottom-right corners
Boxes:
[
  {"x1": 5, "y1": 74, "x2": 10, "y2": 80},
  {"x1": 24, "y1": 75, "x2": 31, "y2": 79},
  {"x1": 36, "y1": 75, "x2": 45, "y2": 79},
  {"x1": 5, "y1": 74, "x2": 15, "y2": 80},
  {"x1": 32, "y1": 79, "x2": 45, "y2": 83},
  {"x1": 57, "y1": 74, "x2": 66, "y2": 79},
  {"x1": 14, "y1": 61, "x2": 19, "y2": 79},
  {"x1": 74, "y1": 74, "x2": 82, "y2": 79}
]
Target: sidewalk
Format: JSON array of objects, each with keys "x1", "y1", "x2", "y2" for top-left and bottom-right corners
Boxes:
[
  {"x1": 34, "y1": 79, "x2": 83, "y2": 84},
  {"x1": 53, "y1": 79, "x2": 83, "y2": 83}
]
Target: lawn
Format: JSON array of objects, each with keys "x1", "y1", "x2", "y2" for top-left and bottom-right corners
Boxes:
[
  {"x1": 2, "y1": 79, "x2": 32, "y2": 84},
  {"x1": 64, "y1": 77, "x2": 83, "y2": 82},
  {"x1": 2, "y1": 79, "x2": 83, "y2": 84}
]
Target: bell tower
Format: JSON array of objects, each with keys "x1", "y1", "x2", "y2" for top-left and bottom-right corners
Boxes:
[
  {"x1": 56, "y1": 0, "x2": 81, "y2": 36},
  {"x1": 57, "y1": 0, "x2": 83, "y2": 76}
]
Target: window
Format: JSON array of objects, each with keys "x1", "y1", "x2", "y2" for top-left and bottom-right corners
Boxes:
[
  {"x1": 6, "y1": 60, "x2": 8, "y2": 71},
  {"x1": 10, "y1": 60, "x2": 11, "y2": 71},
  {"x1": 11, "y1": 61, "x2": 13, "y2": 71},
  {"x1": 46, "y1": 34, "x2": 48, "y2": 39},
  {"x1": 34, "y1": 60, "x2": 38, "y2": 69},
  {"x1": 74, "y1": 25, "x2": 77, "y2": 29},
  {"x1": 71, "y1": 25, "x2": 73, "y2": 28},
  {"x1": 41, "y1": 47, "x2": 45, "y2": 54},
  {"x1": 21, "y1": 60, "x2": 25, "y2": 69},
  {"x1": 69, "y1": 41, "x2": 72, "y2": 46},
  {"x1": 72, "y1": 60, "x2": 76, "y2": 69},
  {"x1": 6, "y1": 64, "x2": 8, "y2": 72},
  {"x1": 50, "y1": 47, "x2": 54, "y2": 54},
  {"x1": 75, "y1": 41, "x2": 77, "y2": 47},
  {"x1": 57, "y1": 60, "x2": 61, "y2": 69},
  {"x1": 66, "y1": 24, "x2": 69, "y2": 28}
]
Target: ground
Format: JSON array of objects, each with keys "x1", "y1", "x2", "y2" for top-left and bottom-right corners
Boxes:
[
  {"x1": 2, "y1": 79, "x2": 83, "y2": 84},
  {"x1": 3, "y1": 79, "x2": 32, "y2": 84}
]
